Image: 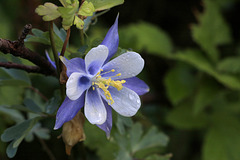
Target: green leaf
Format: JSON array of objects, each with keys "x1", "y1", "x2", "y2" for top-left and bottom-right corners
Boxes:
[
  {"x1": 25, "y1": 27, "x2": 65, "y2": 51},
  {"x1": 130, "y1": 123, "x2": 143, "y2": 152},
  {"x1": 13, "y1": 135, "x2": 25, "y2": 148},
  {"x1": 78, "y1": 1, "x2": 95, "y2": 16},
  {"x1": 25, "y1": 123, "x2": 50, "y2": 142},
  {"x1": 6, "y1": 141, "x2": 18, "y2": 158},
  {"x1": 31, "y1": 123, "x2": 50, "y2": 140},
  {"x1": 0, "y1": 106, "x2": 24, "y2": 122},
  {"x1": 45, "y1": 91, "x2": 61, "y2": 114},
  {"x1": 0, "y1": 79, "x2": 30, "y2": 87},
  {"x1": 134, "y1": 126, "x2": 169, "y2": 153},
  {"x1": 74, "y1": 15, "x2": 84, "y2": 29},
  {"x1": 0, "y1": 68, "x2": 31, "y2": 87},
  {"x1": 114, "y1": 123, "x2": 169, "y2": 159},
  {"x1": 166, "y1": 102, "x2": 208, "y2": 129},
  {"x1": 97, "y1": 142, "x2": 118, "y2": 160},
  {"x1": 217, "y1": 57, "x2": 240, "y2": 74},
  {"x1": 203, "y1": 114, "x2": 240, "y2": 160},
  {"x1": 84, "y1": 121, "x2": 117, "y2": 160},
  {"x1": 174, "y1": 49, "x2": 215, "y2": 75},
  {"x1": 35, "y1": 3, "x2": 61, "y2": 21},
  {"x1": 25, "y1": 29, "x2": 50, "y2": 45},
  {"x1": 193, "y1": 79, "x2": 221, "y2": 114},
  {"x1": 58, "y1": 1, "x2": 79, "y2": 30},
  {"x1": 0, "y1": 86, "x2": 24, "y2": 105},
  {"x1": 59, "y1": 0, "x2": 68, "y2": 7},
  {"x1": 119, "y1": 22, "x2": 173, "y2": 57},
  {"x1": 191, "y1": 0, "x2": 232, "y2": 62},
  {"x1": 174, "y1": 49, "x2": 240, "y2": 90},
  {"x1": 87, "y1": 0, "x2": 124, "y2": 11},
  {"x1": 116, "y1": 114, "x2": 133, "y2": 135},
  {"x1": 2, "y1": 68, "x2": 30, "y2": 83},
  {"x1": 53, "y1": 23, "x2": 67, "y2": 42},
  {"x1": 116, "y1": 149, "x2": 132, "y2": 160},
  {"x1": 146, "y1": 154, "x2": 172, "y2": 160},
  {"x1": 1, "y1": 117, "x2": 40, "y2": 142},
  {"x1": 23, "y1": 98, "x2": 42, "y2": 113},
  {"x1": 164, "y1": 63, "x2": 196, "y2": 105}
]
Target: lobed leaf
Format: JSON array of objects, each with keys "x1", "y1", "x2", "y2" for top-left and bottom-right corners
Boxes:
[
  {"x1": 1, "y1": 117, "x2": 41, "y2": 143},
  {"x1": 191, "y1": 0, "x2": 232, "y2": 62},
  {"x1": 35, "y1": 3, "x2": 61, "y2": 21},
  {"x1": 74, "y1": 15, "x2": 84, "y2": 29},
  {"x1": 78, "y1": 1, "x2": 95, "y2": 17},
  {"x1": 58, "y1": 1, "x2": 79, "y2": 30},
  {"x1": 87, "y1": 0, "x2": 124, "y2": 11},
  {"x1": 134, "y1": 126, "x2": 169, "y2": 152}
]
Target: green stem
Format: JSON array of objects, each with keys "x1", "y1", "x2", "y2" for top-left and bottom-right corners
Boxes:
[
  {"x1": 49, "y1": 22, "x2": 60, "y2": 77},
  {"x1": 49, "y1": 22, "x2": 65, "y2": 101},
  {"x1": 80, "y1": 29, "x2": 85, "y2": 46}
]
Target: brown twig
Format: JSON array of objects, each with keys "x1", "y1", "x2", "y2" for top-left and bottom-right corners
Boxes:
[
  {"x1": 0, "y1": 62, "x2": 55, "y2": 76},
  {"x1": 0, "y1": 24, "x2": 57, "y2": 76},
  {"x1": 28, "y1": 86, "x2": 49, "y2": 102},
  {"x1": 59, "y1": 28, "x2": 71, "y2": 84}
]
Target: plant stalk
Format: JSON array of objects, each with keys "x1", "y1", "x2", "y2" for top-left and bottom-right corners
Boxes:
[{"x1": 49, "y1": 22, "x2": 65, "y2": 101}]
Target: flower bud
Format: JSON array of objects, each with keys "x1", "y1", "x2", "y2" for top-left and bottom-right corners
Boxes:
[{"x1": 61, "y1": 111, "x2": 86, "y2": 155}]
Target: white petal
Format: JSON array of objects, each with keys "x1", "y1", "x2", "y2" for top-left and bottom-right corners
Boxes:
[
  {"x1": 66, "y1": 72, "x2": 91, "y2": 100},
  {"x1": 85, "y1": 89, "x2": 107, "y2": 125},
  {"x1": 102, "y1": 87, "x2": 141, "y2": 117},
  {"x1": 102, "y1": 52, "x2": 144, "y2": 79},
  {"x1": 85, "y1": 45, "x2": 109, "y2": 75}
]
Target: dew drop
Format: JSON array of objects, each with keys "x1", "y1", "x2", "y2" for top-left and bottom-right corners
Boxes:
[
  {"x1": 129, "y1": 94, "x2": 134, "y2": 100},
  {"x1": 137, "y1": 99, "x2": 140, "y2": 104}
]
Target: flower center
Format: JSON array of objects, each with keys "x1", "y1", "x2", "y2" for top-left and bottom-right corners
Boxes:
[
  {"x1": 79, "y1": 76, "x2": 90, "y2": 84},
  {"x1": 92, "y1": 69, "x2": 126, "y2": 105}
]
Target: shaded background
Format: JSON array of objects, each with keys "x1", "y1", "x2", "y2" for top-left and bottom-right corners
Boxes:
[{"x1": 1, "y1": 0, "x2": 240, "y2": 160}]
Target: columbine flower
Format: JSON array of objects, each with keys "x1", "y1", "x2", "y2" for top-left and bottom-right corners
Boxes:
[{"x1": 54, "y1": 15, "x2": 149, "y2": 137}]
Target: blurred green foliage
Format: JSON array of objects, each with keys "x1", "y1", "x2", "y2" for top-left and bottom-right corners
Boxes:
[{"x1": 1, "y1": 0, "x2": 240, "y2": 160}]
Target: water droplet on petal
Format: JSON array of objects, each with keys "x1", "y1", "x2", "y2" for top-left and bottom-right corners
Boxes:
[
  {"x1": 129, "y1": 94, "x2": 134, "y2": 100},
  {"x1": 137, "y1": 99, "x2": 140, "y2": 104}
]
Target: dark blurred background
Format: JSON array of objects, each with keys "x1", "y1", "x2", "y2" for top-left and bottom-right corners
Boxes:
[{"x1": 1, "y1": 0, "x2": 240, "y2": 160}]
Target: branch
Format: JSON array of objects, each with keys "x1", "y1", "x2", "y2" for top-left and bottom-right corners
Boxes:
[
  {"x1": 0, "y1": 24, "x2": 56, "y2": 76},
  {"x1": 0, "y1": 62, "x2": 55, "y2": 76}
]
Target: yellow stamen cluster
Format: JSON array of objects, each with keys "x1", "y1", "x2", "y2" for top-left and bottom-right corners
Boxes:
[{"x1": 92, "y1": 69, "x2": 126, "y2": 105}]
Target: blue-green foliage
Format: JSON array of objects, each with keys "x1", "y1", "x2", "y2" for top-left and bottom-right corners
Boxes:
[
  {"x1": 1, "y1": 0, "x2": 240, "y2": 159},
  {"x1": 117, "y1": 0, "x2": 240, "y2": 159}
]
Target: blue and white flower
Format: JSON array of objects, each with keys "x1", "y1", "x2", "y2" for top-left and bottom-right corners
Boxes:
[{"x1": 54, "y1": 16, "x2": 149, "y2": 137}]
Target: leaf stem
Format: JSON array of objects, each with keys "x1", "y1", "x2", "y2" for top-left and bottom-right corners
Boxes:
[
  {"x1": 80, "y1": 29, "x2": 85, "y2": 46},
  {"x1": 49, "y1": 22, "x2": 60, "y2": 77},
  {"x1": 49, "y1": 22, "x2": 65, "y2": 101},
  {"x1": 60, "y1": 28, "x2": 71, "y2": 57}
]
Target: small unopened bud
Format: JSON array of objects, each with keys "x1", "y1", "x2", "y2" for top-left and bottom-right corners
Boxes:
[{"x1": 61, "y1": 111, "x2": 86, "y2": 155}]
